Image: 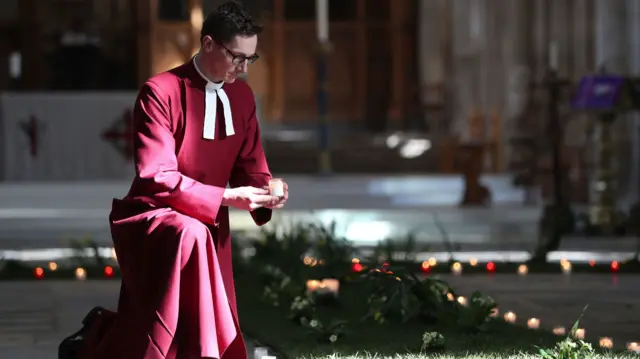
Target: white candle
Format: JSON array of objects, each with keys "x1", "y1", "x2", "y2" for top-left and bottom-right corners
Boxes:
[
  {"x1": 527, "y1": 318, "x2": 540, "y2": 329},
  {"x1": 269, "y1": 178, "x2": 284, "y2": 197},
  {"x1": 321, "y1": 278, "x2": 340, "y2": 295},
  {"x1": 75, "y1": 267, "x2": 87, "y2": 281},
  {"x1": 599, "y1": 337, "x2": 613, "y2": 349},
  {"x1": 504, "y1": 311, "x2": 516, "y2": 323},
  {"x1": 627, "y1": 342, "x2": 640, "y2": 353},
  {"x1": 316, "y1": 0, "x2": 329, "y2": 43},
  {"x1": 553, "y1": 327, "x2": 566, "y2": 336},
  {"x1": 517, "y1": 264, "x2": 528, "y2": 276},
  {"x1": 306, "y1": 279, "x2": 321, "y2": 294},
  {"x1": 451, "y1": 262, "x2": 463, "y2": 275},
  {"x1": 549, "y1": 41, "x2": 558, "y2": 70}
]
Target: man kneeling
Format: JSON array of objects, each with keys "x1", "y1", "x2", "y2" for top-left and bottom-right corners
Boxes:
[{"x1": 59, "y1": 2, "x2": 288, "y2": 358}]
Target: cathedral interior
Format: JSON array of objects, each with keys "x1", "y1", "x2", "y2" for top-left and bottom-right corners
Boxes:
[{"x1": 1, "y1": 0, "x2": 640, "y2": 205}]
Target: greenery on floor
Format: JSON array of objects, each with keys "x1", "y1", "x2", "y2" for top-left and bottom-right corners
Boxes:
[{"x1": 233, "y1": 223, "x2": 638, "y2": 359}]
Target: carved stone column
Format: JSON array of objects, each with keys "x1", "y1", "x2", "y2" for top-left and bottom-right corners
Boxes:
[
  {"x1": 627, "y1": 0, "x2": 640, "y2": 203},
  {"x1": 417, "y1": 0, "x2": 448, "y2": 133},
  {"x1": 594, "y1": 0, "x2": 629, "y2": 210},
  {"x1": 451, "y1": 0, "x2": 482, "y2": 140}
]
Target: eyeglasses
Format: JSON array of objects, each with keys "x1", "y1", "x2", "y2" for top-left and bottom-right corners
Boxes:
[{"x1": 219, "y1": 43, "x2": 259, "y2": 65}]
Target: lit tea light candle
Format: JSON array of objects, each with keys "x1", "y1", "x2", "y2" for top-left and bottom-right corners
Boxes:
[
  {"x1": 306, "y1": 279, "x2": 339, "y2": 296},
  {"x1": 306, "y1": 279, "x2": 321, "y2": 294},
  {"x1": 627, "y1": 342, "x2": 640, "y2": 353},
  {"x1": 451, "y1": 262, "x2": 463, "y2": 275},
  {"x1": 504, "y1": 311, "x2": 516, "y2": 323},
  {"x1": 428, "y1": 257, "x2": 437, "y2": 266},
  {"x1": 446, "y1": 292, "x2": 455, "y2": 302},
  {"x1": 527, "y1": 318, "x2": 540, "y2": 329},
  {"x1": 599, "y1": 337, "x2": 613, "y2": 349},
  {"x1": 321, "y1": 278, "x2": 340, "y2": 296},
  {"x1": 573, "y1": 328, "x2": 585, "y2": 339},
  {"x1": 561, "y1": 261, "x2": 572, "y2": 274},
  {"x1": 552, "y1": 326, "x2": 565, "y2": 335},
  {"x1": 469, "y1": 258, "x2": 478, "y2": 266},
  {"x1": 269, "y1": 178, "x2": 284, "y2": 197},
  {"x1": 48, "y1": 262, "x2": 58, "y2": 271},
  {"x1": 75, "y1": 267, "x2": 87, "y2": 281},
  {"x1": 517, "y1": 264, "x2": 528, "y2": 276},
  {"x1": 456, "y1": 296, "x2": 467, "y2": 306}
]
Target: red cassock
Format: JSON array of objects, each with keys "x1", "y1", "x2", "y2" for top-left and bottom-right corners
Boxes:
[{"x1": 80, "y1": 58, "x2": 272, "y2": 359}]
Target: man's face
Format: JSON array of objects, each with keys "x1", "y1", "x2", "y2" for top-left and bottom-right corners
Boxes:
[{"x1": 201, "y1": 34, "x2": 258, "y2": 83}]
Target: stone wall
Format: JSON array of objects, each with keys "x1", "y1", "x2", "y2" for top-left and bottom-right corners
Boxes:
[{"x1": 417, "y1": 0, "x2": 640, "y2": 202}]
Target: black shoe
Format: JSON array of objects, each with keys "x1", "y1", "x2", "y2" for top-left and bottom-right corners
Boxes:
[{"x1": 58, "y1": 307, "x2": 107, "y2": 359}]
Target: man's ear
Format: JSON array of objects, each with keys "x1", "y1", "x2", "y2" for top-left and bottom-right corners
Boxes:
[{"x1": 202, "y1": 36, "x2": 214, "y2": 52}]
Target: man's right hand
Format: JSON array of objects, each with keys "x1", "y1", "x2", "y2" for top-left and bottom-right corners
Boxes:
[{"x1": 222, "y1": 186, "x2": 277, "y2": 211}]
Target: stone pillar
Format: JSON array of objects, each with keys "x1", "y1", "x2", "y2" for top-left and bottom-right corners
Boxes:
[
  {"x1": 501, "y1": 0, "x2": 529, "y2": 169},
  {"x1": 531, "y1": 0, "x2": 550, "y2": 83},
  {"x1": 627, "y1": 0, "x2": 640, "y2": 203},
  {"x1": 550, "y1": 0, "x2": 572, "y2": 75},
  {"x1": 417, "y1": 0, "x2": 448, "y2": 133},
  {"x1": 594, "y1": 0, "x2": 629, "y2": 204},
  {"x1": 595, "y1": 0, "x2": 628, "y2": 72},
  {"x1": 451, "y1": 0, "x2": 483, "y2": 140},
  {"x1": 572, "y1": 0, "x2": 593, "y2": 78}
]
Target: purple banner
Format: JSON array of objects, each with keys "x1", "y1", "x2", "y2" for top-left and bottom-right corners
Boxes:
[{"x1": 571, "y1": 75, "x2": 625, "y2": 110}]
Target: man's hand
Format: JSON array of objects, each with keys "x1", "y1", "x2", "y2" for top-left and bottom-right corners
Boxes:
[
  {"x1": 267, "y1": 180, "x2": 288, "y2": 209},
  {"x1": 222, "y1": 186, "x2": 277, "y2": 211}
]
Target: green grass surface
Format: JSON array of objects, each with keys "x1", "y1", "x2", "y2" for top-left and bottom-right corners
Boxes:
[{"x1": 235, "y1": 273, "x2": 635, "y2": 359}]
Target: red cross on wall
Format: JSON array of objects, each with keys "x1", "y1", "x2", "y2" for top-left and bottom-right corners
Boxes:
[
  {"x1": 20, "y1": 116, "x2": 41, "y2": 158},
  {"x1": 101, "y1": 109, "x2": 134, "y2": 160}
]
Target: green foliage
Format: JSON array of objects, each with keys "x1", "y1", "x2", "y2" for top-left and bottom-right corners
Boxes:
[
  {"x1": 537, "y1": 305, "x2": 596, "y2": 359},
  {"x1": 260, "y1": 265, "x2": 303, "y2": 307},
  {"x1": 252, "y1": 223, "x2": 313, "y2": 282},
  {"x1": 451, "y1": 291, "x2": 498, "y2": 333},
  {"x1": 310, "y1": 221, "x2": 356, "y2": 279},
  {"x1": 421, "y1": 331, "x2": 445, "y2": 352},
  {"x1": 360, "y1": 266, "x2": 422, "y2": 324},
  {"x1": 300, "y1": 317, "x2": 349, "y2": 344},
  {"x1": 251, "y1": 221, "x2": 356, "y2": 283},
  {"x1": 253, "y1": 221, "x2": 508, "y2": 346}
]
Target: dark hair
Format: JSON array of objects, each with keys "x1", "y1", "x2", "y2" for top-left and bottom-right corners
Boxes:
[{"x1": 201, "y1": 1, "x2": 263, "y2": 45}]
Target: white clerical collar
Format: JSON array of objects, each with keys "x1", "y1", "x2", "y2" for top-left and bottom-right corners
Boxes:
[{"x1": 193, "y1": 55, "x2": 234, "y2": 139}]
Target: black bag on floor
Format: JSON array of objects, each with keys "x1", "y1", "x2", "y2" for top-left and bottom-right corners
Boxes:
[{"x1": 58, "y1": 306, "x2": 108, "y2": 359}]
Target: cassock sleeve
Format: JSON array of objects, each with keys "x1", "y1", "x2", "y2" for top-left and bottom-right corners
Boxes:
[
  {"x1": 228, "y1": 95, "x2": 273, "y2": 226},
  {"x1": 131, "y1": 81, "x2": 226, "y2": 225}
]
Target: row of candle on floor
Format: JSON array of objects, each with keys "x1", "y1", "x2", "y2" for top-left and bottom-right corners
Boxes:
[
  {"x1": 33, "y1": 263, "x2": 115, "y2": 279},
  {"x1": 491, "y1": 306, "x2": 637, "y2": 352},
  {"x1": 344, "y1": 257, "x2": 624, "y2": 275},
  {"x1": 437, "y1": 259, "x2": 620, "y2": 275},
  {"x1": 304, "y1": 279, "x2": 640, "y2": 353}
]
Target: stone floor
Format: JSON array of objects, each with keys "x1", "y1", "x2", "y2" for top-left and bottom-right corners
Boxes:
[
  {"x1": 444, "y1": 274, "x2": 640, "y2": 347},
  {"x1": 1, "y1": 274, "x2": 639, "y2": 358},
  {"x1": 0, "y1": 281, "x2": 262, "y2": 359},
  {"x1": 0, "y1": 175, "x2": 541, "y2": 250}
]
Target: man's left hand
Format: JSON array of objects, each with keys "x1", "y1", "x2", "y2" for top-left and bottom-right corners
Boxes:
[{"x1": 267, "y1": 180, "x2": 288, "y2": 209}]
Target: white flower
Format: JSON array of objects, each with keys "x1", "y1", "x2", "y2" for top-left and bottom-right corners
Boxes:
[
  {"x1": 329, "y1": 334, "x2": 338, "y2": 343},
  {"x1": 310, "y1": 319, "x2": 319, "y2": 328}
]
